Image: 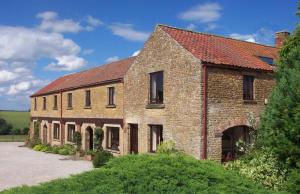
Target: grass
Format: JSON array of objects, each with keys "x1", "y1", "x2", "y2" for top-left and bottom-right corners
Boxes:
[
  {"x1": 0, "y1": 135, "x2": 27, "y2": 142},
  {"x1": 0, "y1": 111, "x2": 30, "y2": 129},
  {"x1": 0, "y1": 154, "x2": 288, "y2": 194}
]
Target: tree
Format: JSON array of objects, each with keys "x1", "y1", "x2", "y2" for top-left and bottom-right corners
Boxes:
[
  {"x1": 0, "y1": 118, "x2": 12, "y2": 135},
  {"x1": 94, "y1": 127, "x2": 104, "y2": 151}
]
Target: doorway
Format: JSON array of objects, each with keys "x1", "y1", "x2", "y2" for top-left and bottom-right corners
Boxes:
[
  {"x1": 130, "y1": 124, "x2": 138, "y2": 154},
  {"x1": 86, "y1": 127, "x2": 93, "y2": 150},
  {"x1": 42, "y1": 124, "x2": 47, "y2": 144}
]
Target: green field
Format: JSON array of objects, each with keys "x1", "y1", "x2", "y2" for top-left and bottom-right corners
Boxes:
[
  {"x1": 0, "y1": 111, "x2": 30, "y2": 129},
  {"x1": 0, "y1": 135, "x2": 27, "y2": 142}
]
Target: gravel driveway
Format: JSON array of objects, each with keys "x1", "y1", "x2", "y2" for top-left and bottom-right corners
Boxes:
[{"x1": 0, "y1": 142, "x2": 92, "y2": 191}]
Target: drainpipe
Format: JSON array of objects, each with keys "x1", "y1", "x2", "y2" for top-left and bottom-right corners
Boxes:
[
  {"x1": 201, "y1": 64, "x2": 207, "y2": 160},
  {"x1": 60, "y1": 91, "x2": 63, "y2": 144}
]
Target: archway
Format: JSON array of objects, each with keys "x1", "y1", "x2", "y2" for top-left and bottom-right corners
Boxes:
[
  {"x1": 86, "y1": 127, "x2": 93, "y2": 150},
  {"x1": 42, "y1": 124, "x2": 47, "y2": 144},
  {"x1": 221, "y1": 125, "x2": 252, "y2": 162}
]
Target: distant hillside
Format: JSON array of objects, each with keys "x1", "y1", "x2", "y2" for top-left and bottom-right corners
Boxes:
[{"x1": 0, "y1": 111, "x2": 30, "y2": 129}]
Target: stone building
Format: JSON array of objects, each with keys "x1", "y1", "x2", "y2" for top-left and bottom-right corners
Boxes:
[{"x1": 30, "y1": 24, "x2": 289, "y2": 161}]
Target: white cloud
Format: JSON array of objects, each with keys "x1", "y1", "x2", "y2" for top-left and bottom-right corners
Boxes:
[
  {"x1": 105, "y1": 56, "x2": 120, "y2": 63},
  {"x1": 204, "y1": 23, "x2": 217, "y2": 31},
  {"x1": 0, "y1": 70, "x2": 17, "y2": 83},
  {"x1": 82, "y1": 49, "x2": 94, "y2": 55},
  {"x1": 131, "y1": 50, "x2": 140, "y2": 57},
  {"x1": 45, "y1": 55, "x2": 86, "y2": 71},
  {"x1": 86, "y1": 15, "x2": 102, "y2": 27},
  {"x1": 110, "y1": 23, "x2": 150, "y2": 41},
  {"x1": 7, "y1": 80, "x2": 47, "y2": 95},
  {"x1": 186, "y1": 23, "x2": 197, "y2": 31},
  {"x1": 37, "y1": 11, "x2": 82, "y2": 33},
  {"x1": 178, "y1": 3, "x2": 222, "y2": 23},
  {"x1": 229, "y1": 33, "x2": 256, "y2": 43},
  {"x1": 229, "y1": 28, "x2": 275, "y2": 45}
]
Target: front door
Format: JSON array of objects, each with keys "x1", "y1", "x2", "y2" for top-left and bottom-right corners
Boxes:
[
  {"x1": 43, "y1": 125, "x2": 47, "y2": 144},
  {"x1": 130, "y1": 124, "x2": 138, "y2": 154}
]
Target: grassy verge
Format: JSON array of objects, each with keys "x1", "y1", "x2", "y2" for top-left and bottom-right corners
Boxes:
[
  {"x1": 0, "y1": 154, "x2": 288, "y2": 194},
  {"x1": 0, "y1": 111, "x2": 29, "y2": 129},
  {"x1": 0, "y1": 135, "x2": 27, "y2": 142}
]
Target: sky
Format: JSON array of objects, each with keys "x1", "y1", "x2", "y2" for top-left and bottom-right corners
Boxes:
[{"x1": 0, "y1": 0, "x2": 298, "y2": 110}]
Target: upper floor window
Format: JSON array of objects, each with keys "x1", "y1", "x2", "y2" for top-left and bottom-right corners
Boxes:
[
  {"x1": 67, "y1": 124, "x2": 75, "y2": 142},
  {"x1": 34, "y1": 98, "x2": 37, "y2": 111},
  {"x1": 53, "y1": 123, "x2": 60, "y2": 140},
  {"x1": 108, "y1": 87, "x2": 115, "y2": 105},
  {"x1": 53, "y1": 95, "x2": 58, "y2": 110},
  {"x1": 43, "y1": 97, "x2": 47, "y2": 110},
  {"x1": 67, "y1": 93, "x2": 72, "y2": 108},
  {"x1": 150, "y1": 125, "x2": 163, "y2": 152},
  {"x1": 243, "y1": 75, "x2": 254, "y2": 100},
  {"x1": 85, "y1": 90, "x2": 91, "y2": 107},
  {"x1": 150, "y1": 71, "x2": 163, "y2": 104}
]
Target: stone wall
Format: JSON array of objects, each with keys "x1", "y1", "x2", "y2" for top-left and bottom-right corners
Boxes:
[{"x1": 124, "y1": 26, "x2": 203, "y2": 158}]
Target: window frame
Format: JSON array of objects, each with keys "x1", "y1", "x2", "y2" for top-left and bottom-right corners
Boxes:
[
  {"x1": 34, "y1": 97, "x2": 37, "y2": 111},
  {"x1": 53, "y1": 123, "x2": 60, "y2": 140},
  {"x1": 85, "y1": 90, "x2": 91, "y2": 107},
  {"x1": 43, "y1": 96, "x2": 47, "y2": 110},
  {"x1": 243, "y1": 75, "x2": 254, "y2": 100},
  {"x1": 53, "y1": 95, "x2": 58, "y2": 110},
  {"x1": 108, "y1": 87, "x2": 115, "y2": 106},
  {"x1": 149, "y1": 71, "x2": 164, "y2": 104},
  {"x1": 149, "y1": 125, "x2": 163, "y2": 153},
  {"x1": 67, "y1": 124, "x2": 75, "y2": 142},
  {"x1": 67, "y1": 93, "x2": 73, "y2": 109},
  {"x1": 106, "y1": 127, "x2": 120, "y2": 151}
]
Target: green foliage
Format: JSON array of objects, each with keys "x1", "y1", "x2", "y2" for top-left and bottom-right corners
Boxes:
[
  {"x1": 0, "y1": 118, "x2": 13, "y2": 135},
  {"x1": 73, "y1": 131, "x2": 82, "y2": 151},
  {"x1": 285, "y1": 169, "x2": 300, "y2": 193},
  {"x1": 52, "y1": 146, "x2": 60, "y2": 154},
  {"x1": 33, "y1": 144, "x2": 43, "y2": 151},
  {"x1": 0, "y1": 111, "x2": 29, "y2": 129},
  {"x1": 226, "y1": 149, "x2": 287, "y2": 191},
  {"x1": 32, "y1": 144, "x2": 75, "y2": 155},
  {"x1": 28, "y1": 121, "x2": 41, "y2": 147},
  {"x1": 156, "y1": 140, "x2": 180, "y2": 154},
  {"x1": 93, "y1": 127, "x2": 104, "y2": 151},
  {"x1": 58, "y1": 148, "x2": 69, "y2": 155},
  {"x1": 86, "y1": 150, "x2": 96, "y2": 156},
  {"x1": 2, "y1": 154, "x2": 284, "y2": 194},
  {"x1": 92, "y1": 150, "x2": 113, "y2": 168}
]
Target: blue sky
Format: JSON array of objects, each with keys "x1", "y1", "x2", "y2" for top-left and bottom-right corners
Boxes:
[{"x1": 0, "y1": 0, "x2": 298, "y2": 110}]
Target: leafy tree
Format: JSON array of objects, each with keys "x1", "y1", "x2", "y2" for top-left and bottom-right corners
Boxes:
[
  {"x1": 73, "y1": 131, "x2": 82, "y2": 152},
  {"x1": 0, "y1": 118, "x2": 12, "y2": 135},
  {"x1": 94, "y1": 127, "x2": 104, "y2": 151}
]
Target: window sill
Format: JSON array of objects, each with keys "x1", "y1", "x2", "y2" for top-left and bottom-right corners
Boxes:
[
  {"x1": 106, "y1": 104, "x2": 116, "y2": 108},
  {"x1": 243, "y1": 100, "x2": 257, "y2": 104},
  {"x1": 105, "y1": 148, "x2": 120, "y2": 154},
  {"x1": 67, "y1": 107, "x2": 73, "y2": 110},
  {"x1": 84, "y1": 106, "x2": 92, "y2": 109},
  {"x1": 53, "y1": 107, "x2": 58, "y2": 110},
  {"x1": 53, "y1": 139, "x2": 60, "y2": 142},
  {"x1": 146, "y1": 103, "x2": 165, "y2": 109}
]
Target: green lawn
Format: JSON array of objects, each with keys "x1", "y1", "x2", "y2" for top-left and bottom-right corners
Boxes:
[
  {"x1": 0, "y1": 135, "x2": 27, "y2": 142},
  {"x1": 0, "y1": 154, "x2": 287, "y2": 194},
  {"x1": 0, "y1": 111, "x2": 30, "y2": 129}
]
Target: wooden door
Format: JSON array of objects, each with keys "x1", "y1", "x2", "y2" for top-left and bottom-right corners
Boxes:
[{"x1": 130, "y1": 124, "x2": 138, "y2": 154}]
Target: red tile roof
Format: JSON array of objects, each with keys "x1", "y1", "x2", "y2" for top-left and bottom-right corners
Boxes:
[
  {"x1": 160, "y1": 25, "x2": 279, "y2": 71},
  {"x1": 31, "y1": 57, "x2": 135, "y2": 97}
]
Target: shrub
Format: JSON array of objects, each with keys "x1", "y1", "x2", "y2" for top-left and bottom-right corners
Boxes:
[
  {"x1": 92, "y1": 150, "x2": 113, "y2": 168},
  {"x1": 22, "y1": 127, "x2": 30, "y2": 135},
  {"x1": 226, "y1": 149, "x2": 287, "y2": 191},
  {"x1": 52, "y1": 146, "x2": 60, "y2": 154},
  {"x1": 285, "y1": 169, "x2": 300, "y2": 194},
  {"x1": 86, "y1": 150, "x2": 96, "y2": 156},
  {"x1": 73, "y1": 131, "x2": 82, "y2": 152},
  {"x1": 156, "y1": 140, "x2": 179, "y2": 154},
  {"x1": 33, "y1": 144, "x2": 43, "y2": 151},
  {"x1": 94, "y1": 127, "x2": 104, "y2": 151},
  {"x1": 40, "y1": 144, "x2": 52, "y2": 152},
  {"x1": 63, "y1": 144, "x2": 76, "y2": 155},
  {"x1": 58, "y1": 148, "x2": 69, "y2": 155}
]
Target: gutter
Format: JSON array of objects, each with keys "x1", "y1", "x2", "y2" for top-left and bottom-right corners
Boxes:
[{"x1": 201, "y1": 64, "x2": 207, "y2": 160}]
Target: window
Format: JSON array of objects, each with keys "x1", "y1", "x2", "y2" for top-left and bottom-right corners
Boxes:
[
  {"x1": 85, "y1": 90, "x2": 91, "y2": 107},
  {"x1": 34, "y1": 98, "x2": 37, "y2": 111},
  {"x1": 53, "y1": 123, "x2": 60, "y2": 140},
  {"x1": 106, "y1": 127, "x2": 119, "y2": 151},
  {"x1": 67, "y1": 124, "x2": 75, "y2": 142},
  {"x1": 258, "y1": 56, "x2": 274, "y2": 65},
  {"x1": 53, "y1": 95, "x2": 58, "y2": 109},
  {"x1": 150, "y1": 125, "x2": 163, "y2": 152},
  {"x1": 108, "y1": 87, "x2": 115, "y2": 105},
  {"x1": 67, "y1": 93, "x2": 72, "y2": 108},
  {"x1": 150, "y1": 71, "x2": 163, "y2": 104},
  {"x1": 243, "y1": 75, "x2": 254, "y2": 100},
  {"x1": 43, "y1": 97, "x2": 47, "y2": 110}
]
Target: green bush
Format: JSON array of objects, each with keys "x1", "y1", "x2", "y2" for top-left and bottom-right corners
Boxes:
[
  {"x1": 92, "y1": 150, "x2": 113, "y2": 168},
  {"x1": 52, "y1": 146, "x2": 60, "y2": 154},
  {"x1": 285, "y1": 169, "x2": 300, "y2": 194},
  {"x1": 156, "y1": 140, "x2": 180, "y2": 154},
  {"x1": 58, "y1": 148, "x2": 69, "y2": 155},
  {"x1": 40, "y1": 144, "x2": 52, "y2": 152},
  {"x1": 226, "y1": 149, "x2": 287, "y2": 191},
  {"x1": 94, "y1": 127, "x2": 104, "y2": 151},
  {"x1": 4, "y1": 154, "x2": 284, "y2": 194},
  {"x1": 73, "y1": 131, "x2": 82, "y2": 151},
  {"x1": 33, "y1": 144, "x2": 43, "y2": 151}
]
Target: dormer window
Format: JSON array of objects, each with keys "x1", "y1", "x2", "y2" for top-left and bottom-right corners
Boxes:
[{"x1": 258, "y1": 56, "x2": 274, "y2": 65}]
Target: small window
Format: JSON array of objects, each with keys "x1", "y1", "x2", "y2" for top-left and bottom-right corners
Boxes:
[
  {"x1": 243, "y1": 75, "x2": 254, "y2": 100},
  {"x1": 108, "y1": 87, "x2": 115, "y2": 105},
  {"x1": 34, "y1": 98, "x2": 37, "y2": 111},
  {"x1": 150, "y1": 71, "x2": 163, "y2": 104},
  {"x1": 67, "y1": 124, "x2": 75, "y2": 142},
  {"x1": 43, "y1": 97, "x2": 47, "y2": 110},
  {"x1": 150, "y1": 125, "x2": 163, "y2": 152},
  {"x1": 67, "y1": 93, "x2": 72, "y2": 108},
  {"x1": 85, "y1": 90, "x2": 91, "y2": 107},
  {"x1": 53, "y1": 95, "x2": 58, "y2": 109},
  {"x1": 106, "y1": 127, "x2": 119, "y2": 151},
  {"x1": 258, "y1": 56, "x2": 274, "y2": 65},
  {"x1": 53, "y1": 123, "x2": 60, "y2": 140}
]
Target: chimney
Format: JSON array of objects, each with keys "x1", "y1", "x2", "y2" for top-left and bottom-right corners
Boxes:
[{"x1": 275, "y1": 31, "x2": 290, "y2": 48}]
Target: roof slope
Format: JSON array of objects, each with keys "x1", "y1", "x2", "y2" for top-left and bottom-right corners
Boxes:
[
  {"x1": 160, "y1": 25, "x2": 279, "y2": 71},
  {"x1": 32, "y1": 57, "x2": 135, "y2": 97}
]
